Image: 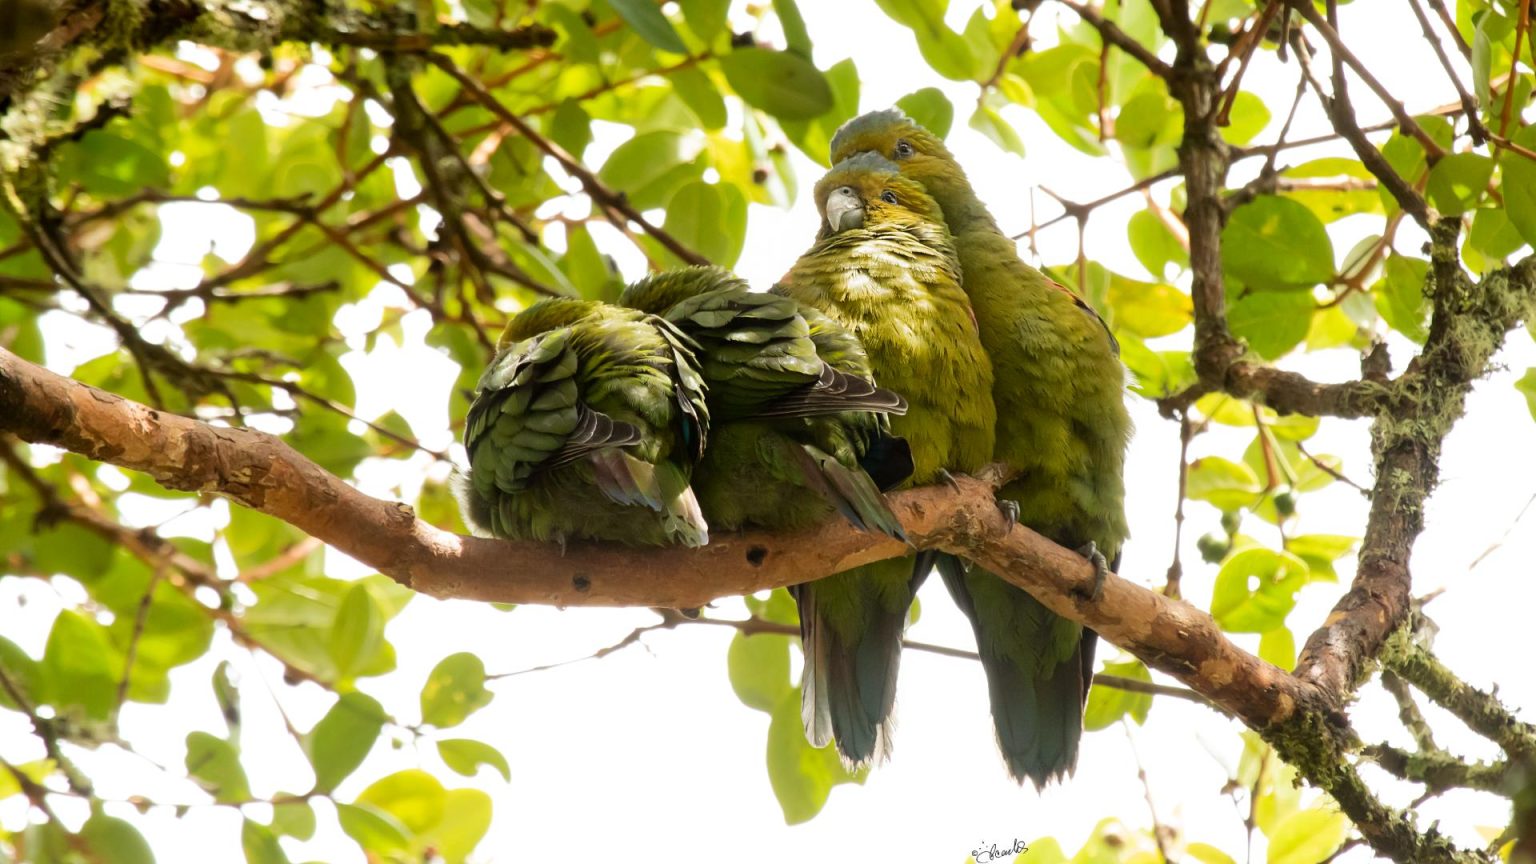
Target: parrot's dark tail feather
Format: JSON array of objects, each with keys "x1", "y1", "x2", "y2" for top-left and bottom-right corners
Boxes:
[
  {"x1": 794, "y1": 553, "x2": 933, "y2": 769},
  {"x1": 937, "y1": 555, "x2": 1088, "y2": 789},
  {"x1": 785, "y1": 444, "x2": 907, "y2": 542},
  {"x1": 858, "y1": 435, "x2": 915, "y2": 493}
]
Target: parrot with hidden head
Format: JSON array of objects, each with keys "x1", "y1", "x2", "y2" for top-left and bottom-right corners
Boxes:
[
  {"x1": 618, "y1": 265, "x2": 915, "y2": 541},
  {"x1": 829, "y1": 110, "x2": 1132, "y2": 788},
  {"x1": 455, "y1": 297, "x2": 711, "y2": 548},
  {"x1": 774, "y1": 153, "x2": 998, "y2": 767}
]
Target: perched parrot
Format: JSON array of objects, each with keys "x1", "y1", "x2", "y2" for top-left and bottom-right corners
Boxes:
[
  {"x1": 775, "y1": 153, "x2": 998, "y2": 766},
  {"x1": 456, "y1": 297, "x2": 711, "y2": 548},
  {"x1": 830, "y1": 110, "x2": 1132, "y2": 787},
  {"x1": 618, "y1": 265, "x2": 913, "y2": 540}
]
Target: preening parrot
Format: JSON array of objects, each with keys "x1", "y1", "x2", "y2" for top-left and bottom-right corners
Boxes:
[
  {"x1": 618, "y1": 265, "x2": 913, "y2": 540},
  {"x1": 775, "y1": 153, "x2": 998, "y2": 767},
  {"x1": 456, "y1": 297, "x2": 711, "y2": 548},
  {"x1": 830, "y1": 110, "x2": 1132, "y2": 787}
]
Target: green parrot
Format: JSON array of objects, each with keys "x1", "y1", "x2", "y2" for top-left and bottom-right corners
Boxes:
[
  {"x1": 618, "y1": 265, "x2": 914, "y2": 540},
  {"x1": 775, "y1": 153, "x2": 997, "y2": 767},
  {"x1": 830, "y1": 110, "x2": 1132, "y2": 787},
  {"x1": 456, "y1": 297, "x2": 711, "y2": 548}
]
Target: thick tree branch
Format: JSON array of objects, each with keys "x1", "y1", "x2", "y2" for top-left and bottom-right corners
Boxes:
[
  {"x1": 1292, "y1": 241, "x2": 1536, "y2": 703},
  {"x1": 0, "y1": 345, "x2": 1316, "y2": 731}
]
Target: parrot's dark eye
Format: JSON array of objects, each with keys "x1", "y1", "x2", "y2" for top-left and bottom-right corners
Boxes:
[
  {"x1": 894, "y1": 140, "x2": 915, "y2": 159},
  {"x1": 880, "y1": 190, "x2": 898, "y2": 205}
]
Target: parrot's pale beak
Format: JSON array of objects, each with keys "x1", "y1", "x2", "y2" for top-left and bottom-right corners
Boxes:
[{"x1": 824, "y1": 186, "x2": 865, "y2": 232}]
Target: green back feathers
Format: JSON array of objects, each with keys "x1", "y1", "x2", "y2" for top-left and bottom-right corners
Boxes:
[{"x1": 458, "y1": 298, "x2": 711, "y2": 547}]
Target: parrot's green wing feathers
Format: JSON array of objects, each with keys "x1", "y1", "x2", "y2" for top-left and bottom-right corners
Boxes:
[
  {"x1": 617, "y1": 265, "x2": 911, "y2": 545},
  {"x1": 457, "y1": 300, "x2": 710, "y2": 548}
]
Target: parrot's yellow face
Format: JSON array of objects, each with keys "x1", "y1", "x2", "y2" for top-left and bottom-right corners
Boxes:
[{"x1": 813, "y1": 154, "x2": 947, "y2": 238}]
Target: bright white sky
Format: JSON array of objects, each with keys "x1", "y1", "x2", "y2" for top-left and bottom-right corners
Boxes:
[{"x1": 4, "y1": 2, "x2": 1535, "y2": 862}]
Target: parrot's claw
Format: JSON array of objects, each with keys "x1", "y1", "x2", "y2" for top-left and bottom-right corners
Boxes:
[
  {"x1": 936, "y1": 468, "x2": 962, "y2": 492},
  {"x1": 1074, "y1": 541, "x2": 1109, "y2": 602},
  {"x1": 997, "y1": 499, "x2": 1019, "y2": 532}
]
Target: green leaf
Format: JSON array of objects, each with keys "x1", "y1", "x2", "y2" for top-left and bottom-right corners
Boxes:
[
  {"x1": 678, "y1": 0, "x2": 729, "y2": 42},
  {"x1": 60, "y1": 130, "x2": 170, "y2": 196},
  {"x1": 40, "y1": 610, "x2": 118, "y2": 720},
  {"x1": 1120, "y1": 336, "x2": 1195, "y2": 398},
  {"x1": 337, "y1": 802, "x2": 411, "y2": 855},
  {"x1": 306, "y1": 691, "x2": 385, "y2": 793},
  {"x1": 80, "y1": 812, "x2": 154, "y2": 864},
  {"x1": 1515, "y1": 368, "x2": 1536, "y2": 422},
  {"x1": 780, "y1": 58, "x2": 859, "y2": 167},
  {"x1": 1267, "y1": 805, "x2": 1350, "y2": 864},
  {"x1": 1186, "y1": 456, "x2": 1261, "y2": 512},
  {"x1": 1127, "y1": 208, "x2": 1188, "y2": 278},
  {"x1": 608, "y1": 0, "x2": 687, "y2": 54},
  {"x1": 1082, "y1": 659, "x2": 1153, "y2": 731},
  {"x1": 662, "y1": 181, "x2": 749, "y2": 267},
  {"x1": 743, "y1": 588, "x2": 800, "y2": 627},
  {"x1": 1116, "y1": 88, "x2": 1181, "y2": 151},
  {"x1": 872, "y1": 0, "x2": 978, "y2": 81},
  {"x1": 1282, "y1": 158, "x2": 1383, "y2": 223},
  {"x1": 1426, "y1": 152, "x2": 1493, "y2": 216},
  {"x1": 1472, "y1": 12, "x2": 1493, "y2": 106},
  {"x1": 969, "y1": 102, "x2": 1025, "y2": 158},
  {"x1": 671, "y1": 67, "x2": 728, "y2": 130},
  {"x1": 1502, "y1": 124, "x2": 1536, "y2": 247},
  {"x1": 1468, "y1": 207, "x2": 1526, "y2": 261},
  {"x1": 1210, "y1": 547, "x2": 1310, "y2": 633},
  {"x1": 548, "y1": 100, "x2": 593, "y2": 158},
  {"x1": 727, "y1": 630, "x2": 791, "y2": 713},
  {"x1": 420, "y1": 652, "x2": 493, "y2": 728},
  {"x1": 1373, "y1": 254, "x2": 1430, "y2": 344},
  {"x1": 32, "y1": 521, "x2": 114, "y2": 582},
  {"x1": 1287, "y1": 534, "x2": 1356, "y2": 581},
  {"x1": 270, "y1": 801, "x2": 317, "y2": 841},
  {"x1": 357, "y1": 769, "x2": 446, "y2": 835},
  {"x1": 1106, "y1": 273, "x2": 1191, "y2": 339},
  {"x1": 185, "y1": 731, "x2": 252, "y2": 803},
  {"x1": 330, "y1": 582, "x2": 384, "y2": 680},
  {"x1": 765, "y1": 687, "x2": 865, "y2": 824},
  {"x1": 597, "y1": 130, "x2": 704, "y2": 211},
  {"x1": 0, "y1": 636, "x2": 39, "y2": 711},
  {"x1": 1259, "y1": 626, "x2": 1296, "y2": 671},
  {"x1": 242, "y1": 819, "x2": 292, "y2": 864},
  {"x1": 1221, "y1": 196, "x2": 1335, "y2": 290},
  {"x1": 895, "y1": 87, "x2": 954, "y2": 139},
  {"x1": 420, "y1": 788, "x2": 492, "y2": 864},
  {"x1": 1229, "y1": 291, "x2": 1313, "y2": 360},
  {"x1": 1187, "y1": 843, "x2": 1239, "y2": 864},
  {"x1": 438, "y1": 739, "x2": 511, "y2": 782},
  {"x1": 774, "y1": 0, "x2": 812, "y2": 58},
  {"x1": 719, "y1": 48, "x2": 833, "y2": 121},
  {"x1": 1219, "y1": 91, "x2": 1271, "y2": 146}
]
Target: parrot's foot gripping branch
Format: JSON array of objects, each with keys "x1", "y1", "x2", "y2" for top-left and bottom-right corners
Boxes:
[
  {"x1": 996, "y1": 498, "x2": 1019, "y2": 532},
  {"x1": 1074, "y1": 541, "x2": 1109, "y2": 602}
]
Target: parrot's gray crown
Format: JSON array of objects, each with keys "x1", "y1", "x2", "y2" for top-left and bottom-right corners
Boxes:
[
  {"x1": 829, "y1": 108, "x2": 915, "y2": 156},
  {"x1": 826, "y1": 151, "x2": 901, "y2": 178}
]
